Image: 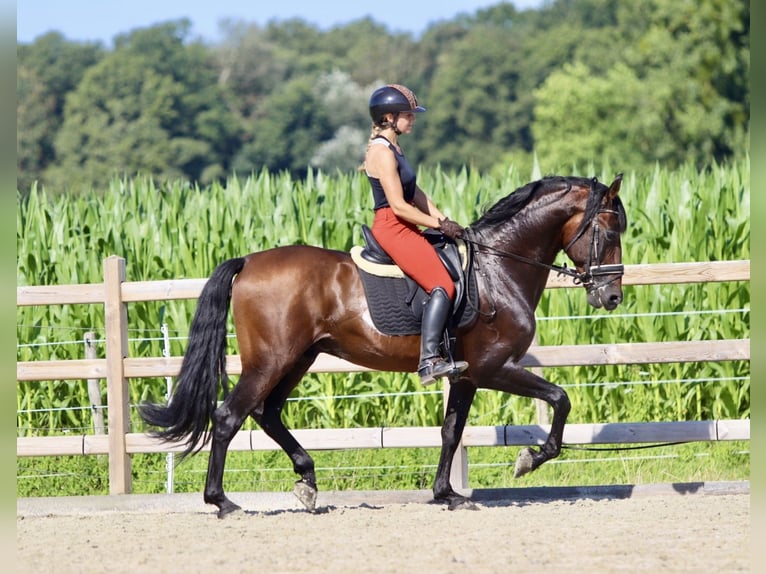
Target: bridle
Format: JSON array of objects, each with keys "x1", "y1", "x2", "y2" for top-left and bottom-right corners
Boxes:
[
  {"x1": 463, "y1": 207, "x2": 624, "y2": 295},
  {"x1": 561, "y1": 207, "x2": 625, "y2": 293}
]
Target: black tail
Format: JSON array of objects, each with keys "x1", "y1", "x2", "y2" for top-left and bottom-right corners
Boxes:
[{"x1": 139, "y1": 257, "x2": 247, "y2": 458}]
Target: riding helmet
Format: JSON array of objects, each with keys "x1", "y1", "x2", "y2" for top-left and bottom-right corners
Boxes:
[{"x1": 368, "y1": 84, "x2": 426, "y2": 124}]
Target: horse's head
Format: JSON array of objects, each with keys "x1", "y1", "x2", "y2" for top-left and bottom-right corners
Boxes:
[{"x1": 562, "y1": 174, "x2": 627, "y2": 311}]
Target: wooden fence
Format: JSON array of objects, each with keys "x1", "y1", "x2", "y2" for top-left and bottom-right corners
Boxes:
[{"x1": 17, "y1": 257, "x2": 751, "y2": 494}]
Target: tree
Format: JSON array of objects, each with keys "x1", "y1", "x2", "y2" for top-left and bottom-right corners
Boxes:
[
  {"x1": 626, "y1": 0, "x2": 750, "y2": 163},
  {"x1": 531, "y1": 0, "x2": 749, "y2": 172},
  {"x1": 532, "y1": 61, "x2": 666, "y2": 171},
  {"x1": 44, "y1": 21, "x2": 241, "y2": 192},
  {"x1": 418, "y1": 25, "x2": 529, "y2": 171},
  {"x1": 17, "y1": 66, "x2": 56, "y2": 193},
  {"x1": 232, "y1": 77, "x2": 333, "y2": 177},
  {"x1": 214, "y1": 20, "x2": 290, "y2": 120},
  {"x1": 309, "y1": 70, "x2": 375, "y2": 173},
  {"x1": 319, "y1": 18, "x2": 425, "y2": 87},
  {"x1": 17, "y1": 33, "x2": 104, "y2": 192}
]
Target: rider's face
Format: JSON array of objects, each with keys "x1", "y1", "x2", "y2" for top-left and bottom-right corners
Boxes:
[{"x1": 395, "y1": 112, "x2": 415, "y2": 133}]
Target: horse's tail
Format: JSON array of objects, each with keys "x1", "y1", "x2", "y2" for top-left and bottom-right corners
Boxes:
[{"x1": 139, "y1": 256, "x2": 247, "y2": 458}]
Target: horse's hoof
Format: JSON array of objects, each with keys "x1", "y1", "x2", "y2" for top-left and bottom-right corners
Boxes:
[
  {"x1": 433, "y1": 491, "x2": 479, "y2": 511},
  {"x1": 294, "y1": 480, "x2": 318, "y2": 512},
  {"x1": 216, "y1": 500, "x2": 242, "y2": 519},
  {"x1": 514, "y1": 447, "x2": 535, "y2": 478},
  {"x1": 448, "y1": 497, "x2": 479, "y2": 511}
]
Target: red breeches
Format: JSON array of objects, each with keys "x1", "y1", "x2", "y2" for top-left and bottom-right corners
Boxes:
[{"x1": 371, "y1": 207, "x2": 455, "y2": 300}]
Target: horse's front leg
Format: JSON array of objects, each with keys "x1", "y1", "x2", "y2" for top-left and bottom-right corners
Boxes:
[
  {"x1": 482, "y1": 364, "x2": 571, "y2": 478},
  {"x1": 433, "y1": 379, "x2": 478, "y2": 510}
]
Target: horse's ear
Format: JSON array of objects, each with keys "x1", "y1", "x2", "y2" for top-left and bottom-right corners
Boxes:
[{"x1": 607, "y1": 173, "x2": 623, "y2": 199}]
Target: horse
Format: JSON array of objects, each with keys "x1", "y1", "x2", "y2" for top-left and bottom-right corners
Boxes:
[{"x1": 140, "y1": 174, "x2": 627, "y2": 518}]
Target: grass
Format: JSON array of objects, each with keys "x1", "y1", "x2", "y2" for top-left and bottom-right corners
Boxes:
[{"x1": 17, "y1": 441, "x2": 749, "y2": 497}]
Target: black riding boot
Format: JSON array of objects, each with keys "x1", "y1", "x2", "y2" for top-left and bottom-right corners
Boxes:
[{"x1": 417, "y1": 287, "x2": 469, "y2": 386}]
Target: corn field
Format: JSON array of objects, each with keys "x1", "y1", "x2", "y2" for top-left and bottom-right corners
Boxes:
[{"x1": 17, "y1": 159, "x2": 750, "y2": 476}]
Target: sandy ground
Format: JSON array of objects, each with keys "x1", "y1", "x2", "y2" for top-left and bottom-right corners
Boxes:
[{"x1": 17, "y1": 484, "x2": 750, "y2": 573}]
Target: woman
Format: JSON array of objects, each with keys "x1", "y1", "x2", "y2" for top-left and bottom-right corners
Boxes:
[{"x1": 363, "y1": 83, "x2": 468, "y2": 385}]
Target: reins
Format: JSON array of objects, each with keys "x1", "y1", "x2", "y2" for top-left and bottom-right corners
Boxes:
[{"x1": 462, "y1": 229, "x2": 586, "y2": 284}]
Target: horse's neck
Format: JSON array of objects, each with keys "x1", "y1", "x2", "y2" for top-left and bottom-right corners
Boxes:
[
  {"x1": 476, "y1": 185, "x2": 588, "y2": 304},
  {"x1": 484, "y1": 212, "x2": 566, "y2": 265},
  {"x1": 479, "y1": 216, "x2": 566, "y2": 300}
]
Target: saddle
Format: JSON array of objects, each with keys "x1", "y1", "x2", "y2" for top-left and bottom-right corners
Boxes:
[{"x1": 350, "y1": 225, "x2": 479, "y2": 336}]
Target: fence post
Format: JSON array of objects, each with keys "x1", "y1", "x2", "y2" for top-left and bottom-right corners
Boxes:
[
  {"x1": 161, "y1": 323, "x2": 174, "y2": 494},
  {"x1": 104, "y1": 256, "x2": 132, "y2": 494},
  {"x1": 84, "y1": 332, "x2": 105, "y2": 434}
]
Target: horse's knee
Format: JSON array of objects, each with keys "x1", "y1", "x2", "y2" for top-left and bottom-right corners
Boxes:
[{"x1": 552, "y1": 387, "x2": 571, "y2": 416}]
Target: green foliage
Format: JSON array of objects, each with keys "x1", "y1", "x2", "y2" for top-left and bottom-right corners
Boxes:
[
  {"x1": 16, "y1": 32, "x2": 105, "y2": 192},
  {"x1": 533, "y1": 0, "x2": 750, "y2": 173},
  {"x1": 16, "y1": 0, "x2": 749, "y2": 193},
  {"x1": 42, "y1": 22, "x2": 241, "y2": 193},
  {"x1": 420, "y1": 25, "x2": 526, "y2": 171},
  {"x1": 533, "y1": 62, "x2": 664, "y2": 170},
  {"x1": 17, "y1": 441, "x2": 749, "y2": 496},
  {"x1": 311, "y1": 19, "x2": 425, "y2": 87},
  {"x1": 232, "y1": 77, "x2": 334, "y2": 176}
]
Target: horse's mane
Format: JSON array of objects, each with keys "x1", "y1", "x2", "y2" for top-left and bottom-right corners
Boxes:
[{"x1": 472, "y1": 175, "x2": 627, "y2": 234}]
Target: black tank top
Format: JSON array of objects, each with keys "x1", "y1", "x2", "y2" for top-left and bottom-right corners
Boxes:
[{"x1": 366, "y1": 137, "x2": 417, "y2": 210}]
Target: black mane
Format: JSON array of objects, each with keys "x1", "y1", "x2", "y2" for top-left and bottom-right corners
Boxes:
[{"x1": 472, "y1": 175, "x2": 626, "y2": 234}]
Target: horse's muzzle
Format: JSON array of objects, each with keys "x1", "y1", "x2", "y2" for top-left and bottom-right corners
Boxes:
[
  {"x1": 585, "y1": 264, "x2": 624, "y2": 310},
  {"x1": 589, "y1": 288, "x2": 623, "y2": 310}
]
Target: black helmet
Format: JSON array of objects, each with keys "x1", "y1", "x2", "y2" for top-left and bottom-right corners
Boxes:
[{"x1": 369, "y1": 84, "x2": 426, "y2": 124}]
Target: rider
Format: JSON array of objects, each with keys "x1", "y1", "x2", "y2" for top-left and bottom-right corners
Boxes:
[{"x1": 362, "y1": 84, "x2": 469, "y2": 386}]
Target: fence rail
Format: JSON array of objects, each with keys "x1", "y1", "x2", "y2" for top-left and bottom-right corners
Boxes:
[
  {"x1": 16, "y1": 257, "x2": 751, "y2": 494},
  {"x1": 16, "y1": 260, "x2": 751, "y2": 306}
]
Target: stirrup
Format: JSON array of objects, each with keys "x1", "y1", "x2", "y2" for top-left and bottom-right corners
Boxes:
[{"x1": 418, "y1": 357, "x2": 468, "y2": 386}]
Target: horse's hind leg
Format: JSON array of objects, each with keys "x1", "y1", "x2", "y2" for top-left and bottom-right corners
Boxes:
[
  {"x1": 250, "y1": 355, "x2": 319, "y2": 512},
  {"x1": 433, "y1": 380, "x2": 477, "y2": 510},
  {"x1": 204, "y1": 379, "x2": 260, "y2": 518}
]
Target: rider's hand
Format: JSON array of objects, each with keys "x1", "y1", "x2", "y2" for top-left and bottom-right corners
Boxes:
[{"x1": 438, "y1": 218, "x2": 465, "y2": 240}]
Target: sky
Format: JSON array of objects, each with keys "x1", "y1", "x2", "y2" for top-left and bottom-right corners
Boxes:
[{"x1": 16, "y1": 0, "x2": 545, "y2": 45}]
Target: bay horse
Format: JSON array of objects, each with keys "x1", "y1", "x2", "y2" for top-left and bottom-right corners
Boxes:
[{"x1": 140, "y1": 174, "x2": 627, "y2": 518}]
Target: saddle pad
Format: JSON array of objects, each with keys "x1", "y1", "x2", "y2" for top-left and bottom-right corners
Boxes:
[
  {"x1": 357, "y1": 268, "x2": 422, "y2": 335},
  {"x1": 354, "y1": 256, "x2": 481, "y2": 337}
]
